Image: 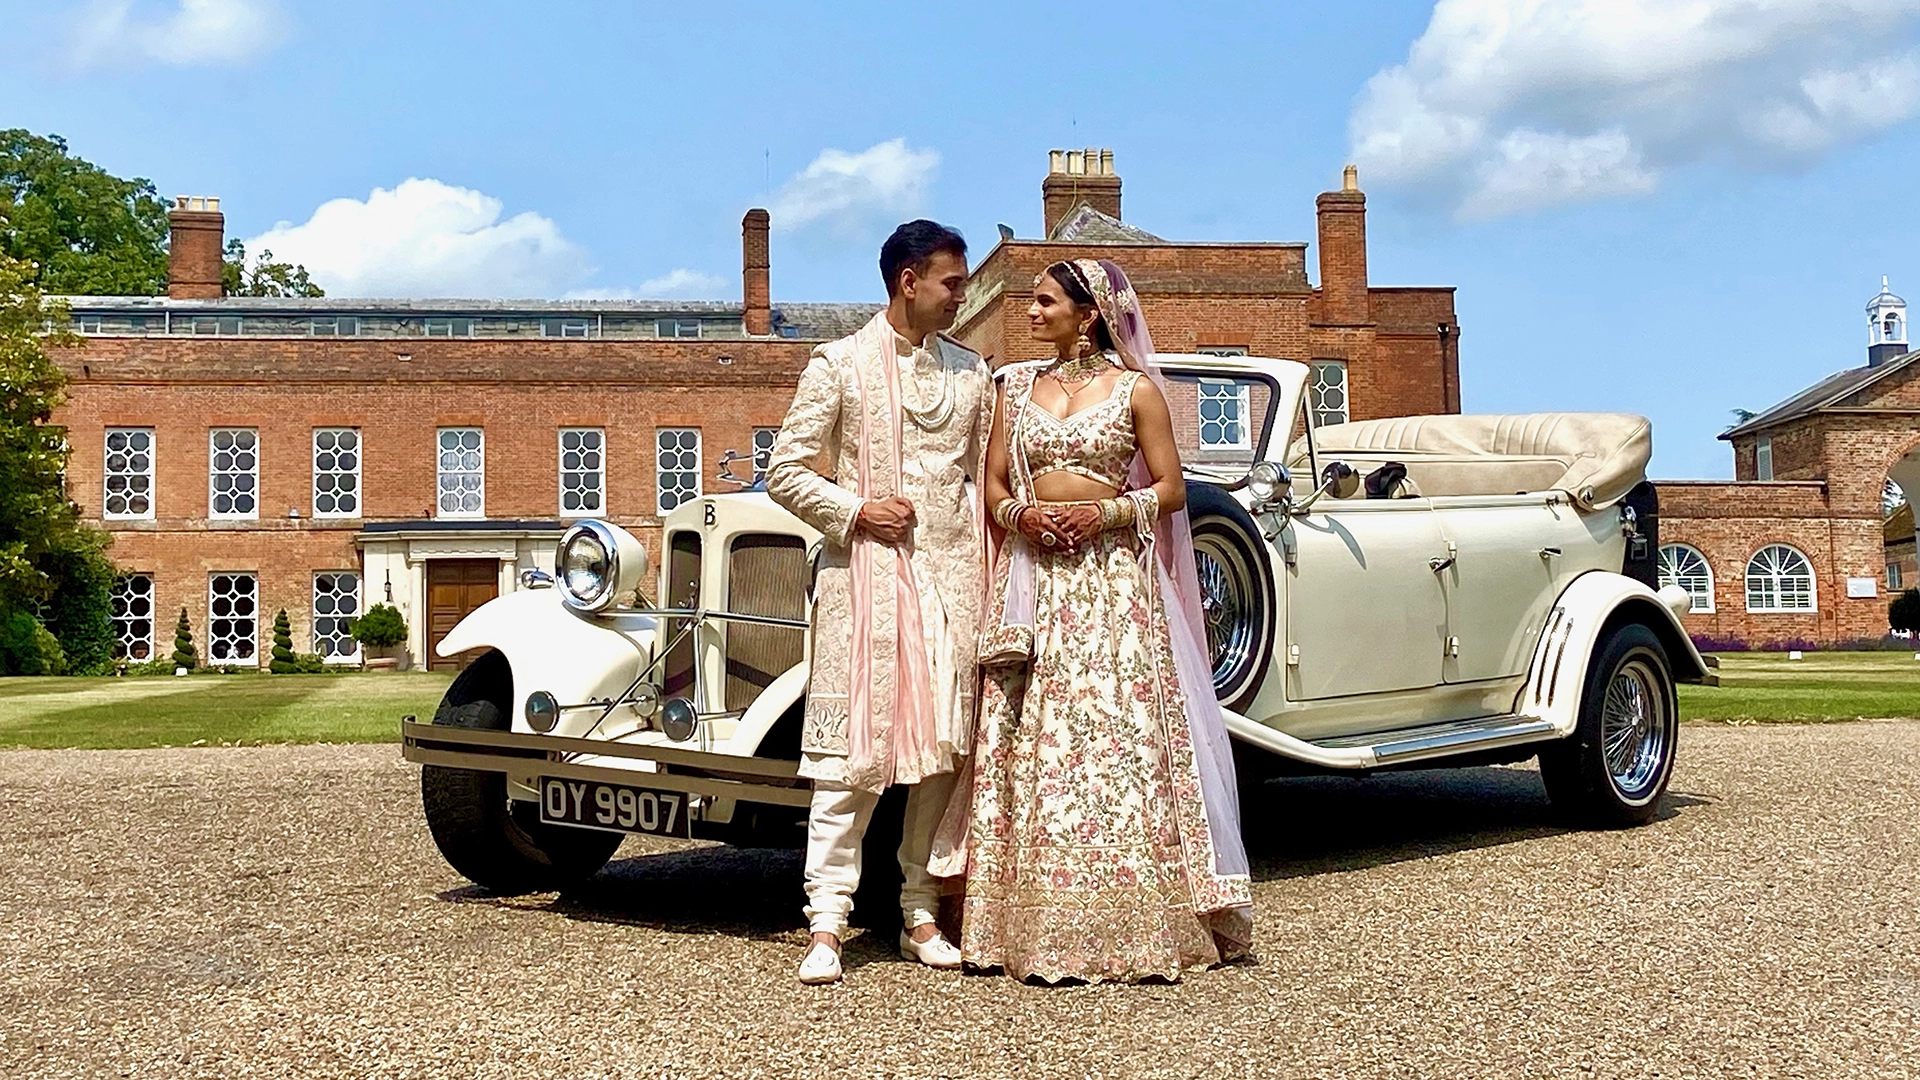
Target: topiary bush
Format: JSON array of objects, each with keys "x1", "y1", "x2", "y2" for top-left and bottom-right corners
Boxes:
[
  {"x1": 269, "y1": 609, "x2": 298, "y2": 673},
  {"x1": 171, "y1": 608, "x2": 197, "y2": 670},
  {"x1": 352, "y1": 603, "x2": 406, "y2": 651}
]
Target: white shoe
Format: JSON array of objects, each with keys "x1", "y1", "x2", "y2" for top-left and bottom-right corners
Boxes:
[
  {"x1": 798, "y1": 941, "x2": 842, "y2": 985},
  {"x1": 899, "y1": 928, "x2": 962, "y2": 969}
]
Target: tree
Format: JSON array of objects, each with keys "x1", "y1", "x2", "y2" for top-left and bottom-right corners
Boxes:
[
  {"x1": 222, "y1": 239, "x2": 323, "y2": 298},
  {"x1": 1893, "y1": 588, "x2": 1920, "y2": 634},
  {"x1": 0, "y1": 246, "x2": 117, "y2": 674},
  {"x1": 171, "y1": 608, "x2": 197, "y2": 670},
  {"x1": 0, "y1": 130, "x2": 169, "y2": 295},
  {"x1": 269, "y1": 609, "x2": 298, "y2": 673}
]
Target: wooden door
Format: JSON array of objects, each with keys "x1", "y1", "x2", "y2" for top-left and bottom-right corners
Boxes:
[{"x1": 426, "y1": 559, "x2": 501, "y2": 671}]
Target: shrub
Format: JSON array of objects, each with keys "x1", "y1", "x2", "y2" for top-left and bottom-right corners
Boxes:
[
  {"x1": 1758, "y1": 637, "x2": 1821, "y2": 653},
  {"x1": 269, "y1": 609, "x2": 298, "y2": 674},
  {"x1": 1689, "y1": 633, "x2": 1750, "y2": 653},
  {"x1": 40, "y1": 548, "x2": 116, "y2": 675},
  {"x1": 1892, "y1": 588, "x2": 1920, "y2": 634},
  {"x1": 0, "y1": 609, "x2": 66, "y2": 675},
  {"x1": 171, "y1": 608, "x2": 197, "y2": 670},
  {"x1": 294, "y1": 652, "x2": 327, "y2": 674},
  {"x1": 122, "y1": 657, "x2": 179, "y2": 676},
  {"x1": 1828, "y1": 635, "x2": 1916, "y2": 652},
  {"x1": 352, "y1": 603, "x2": 406, "y2": 650}
]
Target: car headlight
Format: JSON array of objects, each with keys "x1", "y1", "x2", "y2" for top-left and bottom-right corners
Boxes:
[
  {"x1": 556, "y1": 520, "x2": 647, "y2": 613},
  {"x1": 1246, "y1": 461, "x2": 1292, "y2": 507}
]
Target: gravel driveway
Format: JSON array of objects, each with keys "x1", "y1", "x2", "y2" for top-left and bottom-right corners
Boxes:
[{"x1": 3, "y1": 722, "x2": 1918, "y2": 1079}]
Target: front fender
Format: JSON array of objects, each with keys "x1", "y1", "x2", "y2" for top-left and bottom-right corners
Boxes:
[
  {"x1": 435, "y1": 588, "x2": 658, "y2": 737},
  {"x1": 1516, "y1": 570, "x2": 1713, "y2": 736}
]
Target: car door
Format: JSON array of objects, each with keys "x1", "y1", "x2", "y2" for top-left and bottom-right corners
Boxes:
[
  {"x1": 1431, "y1": 496, "x2": 1583, "y2": 683},
  {"x1": 1283, "y1": 500, "x2": 1449, "y2": 699}
]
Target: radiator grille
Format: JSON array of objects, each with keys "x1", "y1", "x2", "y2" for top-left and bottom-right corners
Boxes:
[{"x1": 725, "y1": 533, "x2": 808, "y2": 712}]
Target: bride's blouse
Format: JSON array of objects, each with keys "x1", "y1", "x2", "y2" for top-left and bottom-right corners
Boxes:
[{"x1": 1014, "y1": 366, "x2": 1141, "y2": 494}]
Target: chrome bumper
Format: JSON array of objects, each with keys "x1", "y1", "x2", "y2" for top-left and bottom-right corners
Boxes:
[{"x1": 399, "y1": 717, "x2": 812, "y2": 808}]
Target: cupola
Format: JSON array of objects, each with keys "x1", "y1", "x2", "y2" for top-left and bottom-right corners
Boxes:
[{"x1": 1868, "y1": 275, "x2": 1907, "y2": 367}]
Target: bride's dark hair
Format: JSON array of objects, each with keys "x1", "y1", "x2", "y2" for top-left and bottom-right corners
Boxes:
[{"x1": 1045, "y1": 261, "x2": 1115, "y2": 351}]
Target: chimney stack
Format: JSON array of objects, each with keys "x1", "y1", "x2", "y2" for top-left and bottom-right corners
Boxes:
[
  {"x1": 742, "y1": 208, "x2": 771, "y2": 336},
  {"x1": 1042, "y1": 148, "x2": 1121, "y2": 237},
  {"x1": 167, "y1": 195, "x2": 225, "y2": 299},
  {"x1": 1316, "y1": 166, "x2": 1369, "y2": 326}
]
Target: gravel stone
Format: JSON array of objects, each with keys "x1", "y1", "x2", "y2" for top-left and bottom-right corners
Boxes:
[{"x1": 2, "y1": 721, "x2": 1917, "y2": 1078}]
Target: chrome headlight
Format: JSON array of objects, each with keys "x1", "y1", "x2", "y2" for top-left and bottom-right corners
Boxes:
[
  {"x1": 1246, "y1": 461, "x2": 1292, "y2": 508},
  {"x1": 556, "y1": 520, "x2": 647, "y2": 613}
]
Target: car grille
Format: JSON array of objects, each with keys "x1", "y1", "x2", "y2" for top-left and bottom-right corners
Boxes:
[{"x1": 724, "y1": 533, "x2": 808, "y2": 711}]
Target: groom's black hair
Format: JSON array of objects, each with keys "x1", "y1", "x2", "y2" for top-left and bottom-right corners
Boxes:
[{"x1": 880, "y1": 220, "x2": 967, "y2": 297}]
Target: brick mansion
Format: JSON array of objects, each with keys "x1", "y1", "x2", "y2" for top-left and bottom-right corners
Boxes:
[{"x1": 49, "y1": 151, "x2": 1915, "y2": 669}]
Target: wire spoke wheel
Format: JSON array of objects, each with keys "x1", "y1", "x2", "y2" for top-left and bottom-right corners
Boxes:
[
  {"x1": 1600, "y1": 657, "x2": 1669, "y2": 800},
  {"x1": 1193, "y1": 533, "x2": 1254, "y2": 691}
]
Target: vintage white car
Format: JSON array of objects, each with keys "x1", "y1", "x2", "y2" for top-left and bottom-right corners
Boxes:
[{"x1": 402, "y1": 354, "x2": 1714, "y2": 893}]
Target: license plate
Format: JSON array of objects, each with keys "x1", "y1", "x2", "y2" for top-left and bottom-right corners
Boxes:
[{"x1": 537, "y1": 777, "x2": 693, "y2": 838}]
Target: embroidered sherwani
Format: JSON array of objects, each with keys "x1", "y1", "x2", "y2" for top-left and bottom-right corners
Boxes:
[{"x1": 767, "y1": 314, "x2": 994, "y2": 791}]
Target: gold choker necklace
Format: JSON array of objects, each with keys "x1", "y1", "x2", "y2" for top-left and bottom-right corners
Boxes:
[{"x1": 1047, "y1": 351, "x2": 1111, "y2": 394}]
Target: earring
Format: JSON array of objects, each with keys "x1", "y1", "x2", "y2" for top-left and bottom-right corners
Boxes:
[{"x1": 1075, "y1": 326, "x2": 1096, "y2": 358}]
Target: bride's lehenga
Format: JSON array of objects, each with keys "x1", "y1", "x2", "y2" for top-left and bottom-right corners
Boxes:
[{"x1": 958, "y1": 363, "x2": 1253, "y2": 983}]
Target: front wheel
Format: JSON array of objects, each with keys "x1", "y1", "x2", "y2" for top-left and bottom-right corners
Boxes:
[
  {"x1": 1186, "y1": 482, "x2": 1276, "y2": 714},
  {"x1": 420, "y1": 650, "x2": 623, "y2": 892},
  {"x1": 1538, "y1": 623, "x2": 1678, "y2": 827}
]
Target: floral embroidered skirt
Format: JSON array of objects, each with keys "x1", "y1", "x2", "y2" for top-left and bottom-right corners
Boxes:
[{"x1": 960, "y1": 528, "x2": 1253, "y2": 983}]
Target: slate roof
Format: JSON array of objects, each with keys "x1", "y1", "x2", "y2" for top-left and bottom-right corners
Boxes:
[
  {"x1": 1889, "y1": 502, "x2": 1915, "y2": 546},
  {"x1": 772, "y1": 303, "x2": 877, "y2": 340},
  {"x1": 1722, "y1": 350, "x2": 1920, "y2": 439},
  {"x1": 1046, "y1": 204, "x2": 1167, "y2": 244}
]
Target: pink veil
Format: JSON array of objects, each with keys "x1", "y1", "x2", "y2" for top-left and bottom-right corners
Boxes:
[{"x1": 1078, "y1": 258, "x2": 1250, "y2": 885}]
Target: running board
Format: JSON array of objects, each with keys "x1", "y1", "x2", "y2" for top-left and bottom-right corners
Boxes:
[{"x1": 1311, "y1": 714, "x2": 1561, "y2": 767}]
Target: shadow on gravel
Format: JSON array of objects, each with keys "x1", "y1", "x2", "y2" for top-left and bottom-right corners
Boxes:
[{"x1": 1240, "y1": 766, "x2": 1710, "y2": 881}]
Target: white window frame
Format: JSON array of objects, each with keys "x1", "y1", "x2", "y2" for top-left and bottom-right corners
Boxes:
[
  {"x1": 311, "y1": 571, "x2": 362, "y2": 664},
  {"x1": 751, "y1": 426, "x2": 779, "y2": 480},
  {"x1": 1755, "y1": 435, "x2": 1774, "y2": 481},
  {"x1": 103, "y1": 427, "x2": 156, "y2": 521},
  {"x1": 1197, "y1": 379, "x2": 1252, "y2": 451},
  {"x1": 424, "y1": 317, "x2": 478, "y2": 338},
  {"x1": 76, "y1": 314, "x2": 103, "y2": 334},
  {"x1": 312, "y1": 428, "x2": 362, "y2": 519},
  {"x1": 208, "y1": 427, "x2": 260, "y2": 521},
  {"x1": 1309, "y1": 360, "x2": 1350, "y2": 427},
  {"x1": 110, "y1": 573, "x2": 156, "y2": 662},
  {"x1": 558, "y1": 427, "x2": 606, "y2": 517},
  {"x1": 1890, "y1": 562, "x2": 1905, "y2": 591},
  {"x1": 544, "y1": 318, "x2": 592, "y2": 339},
  {"x1": 1657, "y1": 544, "x2": 1716, "y2": 613},
  {"x1": 655, "y1": 428, "x2": 702, "y2": 516},
  {"x1": 1745, "y1": 543, "x2": 1816, "y2": 613},
  {"x1": 207, "y1": 572, "x2": 259, "y2": 665},
  {"x1": 656, "y1": 318, "x2": 702, "y2": 339},
  {"x1": 308, "y1": 316, "x2": 359, "y2": 337},
  {"x1": 436, "y1": 427, "x2": 486, "y2": 519},
  {"x1": 1196, "y1": 345, "x2": 1248, "y2": 357}
]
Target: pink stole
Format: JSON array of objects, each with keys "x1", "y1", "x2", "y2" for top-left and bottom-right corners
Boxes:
[{"x1": 844, "y1": 313, "x2": 937, "y2": 789}]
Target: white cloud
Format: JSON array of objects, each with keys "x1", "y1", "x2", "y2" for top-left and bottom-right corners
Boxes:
[
  {"x1": 70, "y1": 0, "x2": 288, "y2": 69},
  {"x1": 1352, "y1": 0, "x2": 1920, "y2": 217},
  {"x1": 769, "y1": 138, "x2": 940, "y2": 238},
  {"x1": 565, "y1": 270, "x2": 730, "y2": 301},
  {"x1": 245, "y1": 179, "x2": 594, "y2": 298}
]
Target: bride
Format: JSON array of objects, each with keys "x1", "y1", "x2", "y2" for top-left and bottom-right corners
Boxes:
[{"x1": 935, "y1": 258, "x2": 1253, "y2": 982}]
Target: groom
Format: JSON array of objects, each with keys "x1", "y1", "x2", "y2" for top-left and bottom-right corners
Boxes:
[{"x1": 765, "y1": 220, "x2": 993, "y2": 985}]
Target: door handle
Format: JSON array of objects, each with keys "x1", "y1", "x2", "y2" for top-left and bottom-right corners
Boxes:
[
  {"x1": 1429, "y1": 556, "x2": 1455, "y2": 573},
  {"x1": 1539, "y1": 547, "x2": 1562, "y2": 560}
]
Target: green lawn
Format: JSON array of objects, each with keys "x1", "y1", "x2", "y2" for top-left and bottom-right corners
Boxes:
[
  {"x1": 0, "y1": 672, "x2": 453, "y2": 750},
  {"x1": 1680, "y1": 651, "x2": 1920, "y2": 723}
]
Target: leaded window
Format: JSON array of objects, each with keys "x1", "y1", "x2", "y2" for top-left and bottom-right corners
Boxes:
[
  {"x1": 1657, "y1": 544, "x2": 1715, "y2": 613},
  {"x1": 1198, "y1": 379, "x2": 1250, "y2": 450},
  {"x1": 1310, "y1": 360, "x2": 1349, "y2": 427},
  {"x1": 313, "y1": 428, "x2": 361, "y2": 518},
  {"x1": 209, "y1": 428, "x2": 259, "y2": 519},
  {"x1": 111, "y1": 574, "x2": 155, "y2": 661},
  {"x1": 752, "y1": 427, "x2": 778, "y2": 478},
  {"x1": 559, "y1": 428, "x2": 605, "y2": 515},
  {"x1": 437, "y1": 428, "x2": 484, "y2": 517},
  {"x1": 208, "y1": 573, "x2": 258, "y2": 663},
  {"x1": 1745, "y1": 544, "x2": 1815, "y2": 612},
  {"x1": 656, "y1": 428, "x2": 700, "y2": 514},
  {"x1": 312, "y1": 572, "x2": 360, "y2": 661},
  {"x1": 103, "y1": 428, "x2": 155, "y2": 519}
]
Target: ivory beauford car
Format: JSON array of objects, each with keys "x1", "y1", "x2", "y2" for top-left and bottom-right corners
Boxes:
[{"x1": 402, "y1": 354, "x2": 1714, "y2": 892}]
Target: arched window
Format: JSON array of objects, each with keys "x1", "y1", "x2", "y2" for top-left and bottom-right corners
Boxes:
[
  {"x1": 1658, "y1": 544, "x2": 1714, "y2": 612},
  {"x1": 1745, "y1": 544, "x2": 1816, "y2": 612},
  {"x1": 1885, "y1": 312, "x2": 1904, "y2": 342}
]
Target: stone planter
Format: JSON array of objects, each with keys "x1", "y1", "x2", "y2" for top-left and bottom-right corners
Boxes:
[{"x1": 364, "y1": 656, "x2": 400, "y2": 672}]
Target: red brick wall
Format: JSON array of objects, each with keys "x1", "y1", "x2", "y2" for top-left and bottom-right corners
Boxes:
[{"x1": 53, "y1": 336, "x2": 816, "y2": 665}]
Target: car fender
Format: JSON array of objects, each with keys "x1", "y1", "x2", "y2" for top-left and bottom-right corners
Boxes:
[
  {"x1": 1516, "y1": 570, "x2": 1713, "y2": 736},
  {"x1": 435, "y1": 588, "x2": 658, "y2": 737},
  {"x1": 724, "y1": 659, "x2": 809, "y2": 757}
]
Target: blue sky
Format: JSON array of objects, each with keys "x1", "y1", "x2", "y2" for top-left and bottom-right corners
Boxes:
[{"x1": 5, "y1": 0, "x2": 1920, "y2": 480}]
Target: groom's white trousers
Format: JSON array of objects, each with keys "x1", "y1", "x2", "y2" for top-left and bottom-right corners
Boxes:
[{"x1": 802, "y1": 771, "x2": 956, "y2": 938}]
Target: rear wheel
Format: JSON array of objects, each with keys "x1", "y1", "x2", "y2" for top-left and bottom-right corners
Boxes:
[
  {"x1": 420, "y1": 650, "x2": 622, "y2": 892},
  {"x1": 1538, "y1": 623, "x2": 1678, "y2": 827},
  {"x1": 1186, "y1": 482, "x2": 1276, "y2": 714}
]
